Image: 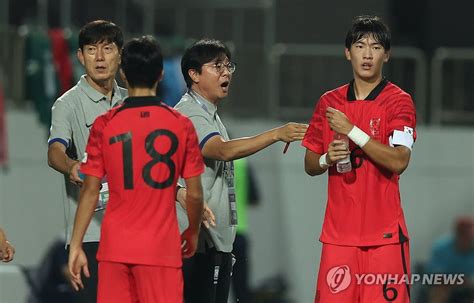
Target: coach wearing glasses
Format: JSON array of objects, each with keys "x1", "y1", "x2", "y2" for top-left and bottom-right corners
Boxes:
[{"x1": 175, "y1": 39, "x2": 307, "y2": 303}]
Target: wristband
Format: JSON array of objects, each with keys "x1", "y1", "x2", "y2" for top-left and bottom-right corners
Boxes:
[
  {"x1": 319, "y1": 153, "x2": 330, "y2": 169},
  {"x1": 348, "y1": 126, "x2": 370, "y2": 147}
]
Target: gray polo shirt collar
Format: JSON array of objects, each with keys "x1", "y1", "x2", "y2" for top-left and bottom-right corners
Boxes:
[
  {"x1": 189, "y1": 89, "x2": 218, "y2": 118},
  {"x1": 78, "y1": 75, "x2": 123, "y2": 105}
]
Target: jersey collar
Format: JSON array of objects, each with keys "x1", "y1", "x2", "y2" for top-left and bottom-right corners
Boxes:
[
  {"x1": 188, "y1": 89, "x2": 218, "y2": 118},
  {"x1": 114, "y1": 96, "x2": 169, "y2": 117},
  {"x1": 123, "y1": 96, "x2": 162, "y2": 107},
  {"x1": 78, "y1": 75, "x2": 123, "y2": 104},
  {"x1": 347, "y1": 77, "x2": 388, "y2": 101}
]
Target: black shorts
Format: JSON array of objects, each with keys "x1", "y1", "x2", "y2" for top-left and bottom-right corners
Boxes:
[{"x1": 183, "y1": 246, "x2": 233, "y2": 303}]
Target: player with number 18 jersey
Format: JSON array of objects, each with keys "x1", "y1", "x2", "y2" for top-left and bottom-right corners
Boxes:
[{"x1": 81, "y1": 96, "x2": 204, "y2": 267}]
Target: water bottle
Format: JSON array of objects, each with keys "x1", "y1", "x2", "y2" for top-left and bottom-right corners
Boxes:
[{"x1": 334, "y1": 133, "x2": 352, "y2": 173}]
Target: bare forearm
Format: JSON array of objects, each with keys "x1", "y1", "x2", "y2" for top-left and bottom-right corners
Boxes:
[
  {"x1": 186, "y1": 191, "x2": 204, "y2": 232},
  {"x1": 361, "y1": 139, "x2": 410, "y2": 174},
  {"x1": 325, "y1": 107, "x2": 411, "y2": 175},
  {"x1": 213, "y1": 130, "x2": 279, "y2": 161},
  {"x1": 203, "y1": 122, "x2": 307, "y2": 161},
  {"x1": 70, "y1": 188, "x2": 98, "y2": 248},
  {"x1": 48, "y1": 145, "x2": 78, "y2": 175},
  {"x1": 305, "y1": 155, "x2": 327, "y2": 176},
  {"x1": 183, "y1": 176, "x2": 204, "y2": 231}
]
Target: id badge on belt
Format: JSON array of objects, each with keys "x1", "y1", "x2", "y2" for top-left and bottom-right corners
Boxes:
[
  {"x1": 95, "y1": 181, "x2": 109, "y2": 212},
  {"x1": 224, "y1": 161, "x2": 238, "y2": 226}
]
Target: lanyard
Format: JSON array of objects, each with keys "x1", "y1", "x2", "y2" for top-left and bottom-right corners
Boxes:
[
  {"x1": 188, "y1": 90, "x2": 213, "y2": 116},
  {"x1": 187, "y1": 90, "x2": 238, "y2": 226}
]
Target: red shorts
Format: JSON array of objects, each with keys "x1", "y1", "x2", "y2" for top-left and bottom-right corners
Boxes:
[
  {"x1": 98, "y1": 261, "x2": 183, "y2": 303},
  {"x1": 315, "y1": 242, "x2": 411, "y2": 303}
]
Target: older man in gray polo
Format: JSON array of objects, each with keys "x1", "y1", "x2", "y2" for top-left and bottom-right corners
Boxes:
[
  {"x1": 48, "y1": 21, "x2": 190, "y2": 303},
  {"x1": 47, "y1": 20, "x2": 124, "y2": 303}
]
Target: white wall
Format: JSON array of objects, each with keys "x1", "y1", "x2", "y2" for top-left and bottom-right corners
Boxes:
[{"x1": 0, "y1": 111, "x2": 473, "y2": 303}]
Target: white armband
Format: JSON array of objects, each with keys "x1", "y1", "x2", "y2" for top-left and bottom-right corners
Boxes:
[
  {"x1": 319, "y1": 153, "x2": 330, "y2": 169},
  {"x1": 391, "y1": 129, "x2": 414, "y2": 150},
  {"x1": 347, "y1": 126, "x2": 370, "y2": 148}
]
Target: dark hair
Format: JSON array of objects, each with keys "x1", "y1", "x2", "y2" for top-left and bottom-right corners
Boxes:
[
  {"x1": 78, "y1": 20, "x2": 124, "y2": 50},
  {"x1": 181, "y1": 39, "x2": 232, "y2": 88},
  {"x1": 121, "y1": 36, "x2": 163, "y2": 88},
  {"x1": 345, "y1": 15, "x2": 391, "y2": 51}
]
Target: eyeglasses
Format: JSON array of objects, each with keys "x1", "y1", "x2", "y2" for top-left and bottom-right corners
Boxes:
[{"x1": 203, "y1": 61, "x2": 237, "y2": 74}]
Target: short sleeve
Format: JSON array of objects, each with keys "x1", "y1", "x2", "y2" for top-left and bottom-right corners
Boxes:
[
  {"x1": 181, "y1": 117, "x2": 205, "y2": 179},
  {"x1": 176, "y1": 103, "x2": 221, "y2": 149},
  {"x1": 80, "y1": 116, "x2": 106, "y2": 178},
  {"x1": 48, "y1": 98, "x2": 73, "y2": 147},
  {"x1": 302, "y1": 97, "x2": 325, "y2": 155},
  {"x1": 387, "y1": 96, "x2": 417, "y2": 150}
]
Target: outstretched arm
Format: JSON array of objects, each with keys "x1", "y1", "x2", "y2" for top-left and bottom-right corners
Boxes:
[{"x1": 202, "y1": 123, "x2": 308, "y2": 161}]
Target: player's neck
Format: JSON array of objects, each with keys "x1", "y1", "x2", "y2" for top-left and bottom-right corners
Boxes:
[
  {"x1": 127, "y1": 87, "x2": 156, "y2": 97},
  {"x1": 85, "y1": 76, "x2": 115, "y2": 100},
  {"x1": 353, "y1": 75, "x2": 383, "y2": 100}
]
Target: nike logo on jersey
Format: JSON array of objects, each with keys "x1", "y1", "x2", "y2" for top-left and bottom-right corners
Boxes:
[{"x1": 86, "y1": 123, "x2": 93, "y2": 128}]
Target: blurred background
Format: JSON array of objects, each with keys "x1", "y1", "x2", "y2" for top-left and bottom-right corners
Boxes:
[{"x1": 0, "y1": 0, "x2": 473, "y2": 302}]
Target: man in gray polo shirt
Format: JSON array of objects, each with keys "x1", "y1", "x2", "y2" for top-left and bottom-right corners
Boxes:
[
  {"x1": 176, "y1": 39, "x2": 308, "y2": 303},
  {"x1": 48, "y1": 21, "x2": 190, "y2": 302},
  {"x1": 47, "y1": 20, "x2": 124, "y2": 303}
]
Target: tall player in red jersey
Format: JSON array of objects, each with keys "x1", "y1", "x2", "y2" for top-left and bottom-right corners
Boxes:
[
  {"x1": 68, "y1": 36, "x2": 204, "y2": 303},
  {"x1": 303, "y1": 16, "x2": 416, "y2": 303}
]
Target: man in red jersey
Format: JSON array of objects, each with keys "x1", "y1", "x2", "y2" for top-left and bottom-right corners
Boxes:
[
  {"x1": 303, "y1": 15, "x2": 416, "y2": 303},
  {"x1": 68, "y1": 36, "x2": 204, "y2": 303}
]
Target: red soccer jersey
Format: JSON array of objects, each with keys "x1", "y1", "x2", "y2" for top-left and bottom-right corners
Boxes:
[
  {"x1": 81, "y1": 96, "x2": 204, "y2": 267},
  {"x1": 302, "y1": 79, "x2": 417, "y2": 246}
]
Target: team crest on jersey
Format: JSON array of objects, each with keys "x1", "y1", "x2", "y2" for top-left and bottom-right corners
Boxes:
[
  {"x1": 82, "y1": 152, "x2": 88, "y2": 163},
  {"x1": 404, "y1": 126, "x2": 414, "y2": 136},
  {"x1": 369, "y1": 118, "x2": 381, "y2": 137}
]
